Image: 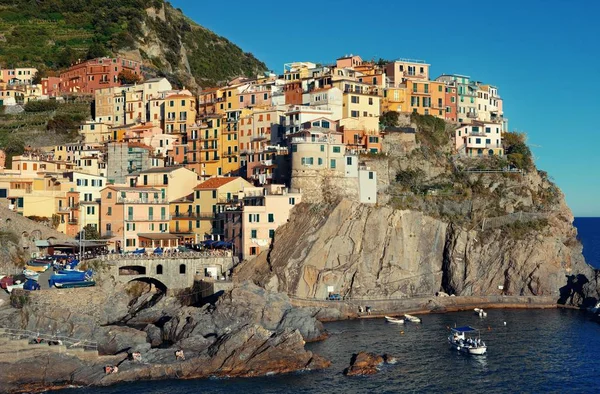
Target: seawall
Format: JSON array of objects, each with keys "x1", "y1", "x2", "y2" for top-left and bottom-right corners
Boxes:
[{"x1": 290, "y1": 295, "x2": 559, "y2": 321}]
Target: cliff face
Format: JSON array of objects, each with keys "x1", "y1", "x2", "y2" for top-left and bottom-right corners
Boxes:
[{"x1": 236, "y1": 180, "x2": 597, "y2": 306}]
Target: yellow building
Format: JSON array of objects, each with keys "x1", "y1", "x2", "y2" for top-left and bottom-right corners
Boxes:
[
  {"x1": 169, "y1": 194, "x2": 196, "y2": 243},
  {"x1": 382, "y1": 87, "x2": 409, "y2": 112},
  {"x1": 335, "y1": 80, "x2": 381, "y2": 132},
  {"x1": 163, "y1": 92, "x2": 197, "y2": 134},
  {"x1": 192, "y1": 177, "x2": 253, "y2": 239},
  {"x1": 221, "y1": 110, "x2": 243, "y2": 175},
  {"x1": 406, "y1": 80, "x2": 446, "y2": 118},
  {"x1": 79, "y1": 121, "x2": 112, "y2": 144}
]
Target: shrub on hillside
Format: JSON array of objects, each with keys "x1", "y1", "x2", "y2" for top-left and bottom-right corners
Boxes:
[{"x1": 24, "y1": 100, "x2": 58, "y2": 113}]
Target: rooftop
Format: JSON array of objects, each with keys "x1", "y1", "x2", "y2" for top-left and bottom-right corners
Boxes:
[{"x1": 194, "y1": 177, "x2": 240, "y2": 190}]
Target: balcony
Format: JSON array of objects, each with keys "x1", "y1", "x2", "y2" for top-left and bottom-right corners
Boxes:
[
  {"x1": 204, "y1": 155, "x2": 220, "y2": 162},
  {"x1": 251, "y1": 134, "x2": 268, "y2": 141},
  {"x1": 466, "y1": 112, "x2": 478, "y2": 119},
  {"x1": 68, "y1": 219, "x2": 78, "y2": 225},
  {"x1": 125, "y1": 216, "x2": 170, "y2": 221},
  {"x1": 200, "y1": 144, "x2": 218, "y2": 151},
  {"x1": 172, "y1": 212, "x2": 215, "y2": 219},
  {"x1": 117, "y1": 198, "x2": 168, "y2": 204}
]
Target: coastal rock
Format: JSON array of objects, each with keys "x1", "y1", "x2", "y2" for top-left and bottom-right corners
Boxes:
[
  {"x1": 343, "y1": 352, "x2": 384, "y2": 376},
  {"x1": 144, "y1": 324, "x2": 163, "y2": 348},
  {"x1": 235, "y1": 198, "x2": 598, "y2": 306}
]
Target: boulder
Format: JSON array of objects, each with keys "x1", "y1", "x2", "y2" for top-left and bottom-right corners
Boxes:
[
  {"x1": 344, "y1": 352, "x2": 384, "y2": 376},
  {"x1": 144, "y1": 324, "x2": 163, "y2": 348}
]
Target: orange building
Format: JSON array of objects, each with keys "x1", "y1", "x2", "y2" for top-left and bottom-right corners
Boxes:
[{"x1": 59, "y1": 57, "x2": 141, "y2": 95}]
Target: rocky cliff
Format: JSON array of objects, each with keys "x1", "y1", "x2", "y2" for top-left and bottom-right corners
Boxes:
[
  {"x1": 0, "y1": 278, "x2": 328, "y2": 393},
  {"x1": 236, "y1": 116, "x2": 599, "y2": 307}
]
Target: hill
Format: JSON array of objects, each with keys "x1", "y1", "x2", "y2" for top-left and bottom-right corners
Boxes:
[{"x1": 0, "y1": 0, "x2": 267, "y2": 88}]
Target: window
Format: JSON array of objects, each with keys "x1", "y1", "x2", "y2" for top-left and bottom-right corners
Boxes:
[
  {"x1": 249, "y1": 213, "x2": 260, "y2": 223},
  {"x1": 347, "y1": 156, "x2": 352, "y2": 165},
  {"x1": 212, "y1": 190, "x2": 217, "y2": 199},
  {"x1": 438, "y1": 85, "x2": 443, "y2": 92},
  {"x1": 413, "y1": 83, "x2": 418, "y2": 93},
  {"x1": 368, "y1": 97, "x2": 373, "y2": 105},
  {"x1": 330, "y1": 159, "x2": 336, "y2": 169},
  {"x1": 369, "y1": 172, "x2": 374, "y2": 180},
  {"x1": 320, "y1": 145, "x2": 325, "y2": 152},
  {"x1": 351, "y1": 110, "x2": 359, "y2": 117},
  {"x1": 251, "y1": 229, "x2": 257, "y2": 238},
  {"x1": 486, "y1": 139, "x2": 491, "y2": 144},
  {"x1": 351, "y1": 96, "x2": 359, "y2": 104},
  {"x1": 333, "y1": 146, "x2": 341, "y2": 153},
  {"x1": 322, "y1": 120, "x2": 330, "y2": 129},
  {"x1": 292, "y1": 145, "x2": 297, "y2": 152},
  {"x1": 156, "y1": 265, "x2": 163, "y2": 275},
  {"x1": 318, "y1": 157, "x2": 323, "y2": 165},
  {"x1": 485, "y1": 127, "x2": 491, "y2": 133},
  {"x1": 476, "y1": 138, "x2": 481, "y2": 144},
  {"x1": 289, "y1": 197, "x2": 296, "y2": 205},
  {"x1": 179, "y1": 264, "x2": 186, "y2": 274},
  {"x1": 269, "y1": 229, "x2": 275, "y2": 239},
  {"x1": 424, "y1": 84, "x2": 429, "y2": 93}
]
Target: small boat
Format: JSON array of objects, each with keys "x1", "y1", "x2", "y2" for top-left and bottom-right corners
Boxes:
[
  {"x1": 404, "y1": 314, "x2": 422, "y2": 323},
  {"x1": 24, "y1": 264, "x2": 49, "y2": 273},
  {"x1": 385, "y1": 316, "x2": 405, "y2": 324},
  {"x1": 6, "y1": 280, "x2": 24, "y2": 293},
  {"x1": 23, "y1": 269, "x2": 40, "y2": 281},
  {"x1": 448, "y1": 326, "x2": 487, "y2": 355},
  {"x1": 23, "y1": 279, "x2": 41, "y2": 291},
  {"x1": 54, "y1": 280, "x2": 96, "y2": 288},
  {"x1": 474, "y1": 308, "x2": 487, "y2": 317}
]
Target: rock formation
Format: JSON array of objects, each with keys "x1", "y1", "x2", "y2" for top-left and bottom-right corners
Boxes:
[
  {"x1": 343, "y1": 352, "x2": 396, "y2": 376},
  {"x1": 0, "y1": 279, "x2": 329, "y2": 393}
]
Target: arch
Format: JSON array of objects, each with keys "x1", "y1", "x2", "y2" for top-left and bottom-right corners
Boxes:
[
  {"x1": 179, "y1": 264, "x2": 186, "y2": 274},
  {"x1": 119, "y1": 265, "x2": 147, "y2": 276},
  {"x1": 488, "y1": 149, "x2": 494, "y2": 156},
  {"x1": 156, "y1": 264, "x2": 163, "y2": 275},
  {"x1": 127, "y1": 277, "x2": 167, "y2": 293},
  {"x1": 47, "y1": 236, "x2": 57, "y2": 242},
  {"x1": 21, "y1": 231, "x2": 29, "y2": 239},
  {"x1": 30, "y1": 230, "x2": 42, "y2": 241}
]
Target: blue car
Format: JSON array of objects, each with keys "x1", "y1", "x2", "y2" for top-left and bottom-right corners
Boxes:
[{"x1": 328, "y1": 294, "x2": 342, "y2": 301}]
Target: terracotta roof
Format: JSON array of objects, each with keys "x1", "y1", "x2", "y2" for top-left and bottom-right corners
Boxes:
[{"x1": 194, "y1": 177, "x2": 239, "y2": 190}]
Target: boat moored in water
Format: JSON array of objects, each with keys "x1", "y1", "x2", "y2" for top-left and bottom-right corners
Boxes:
[
  {"x1": 474, "y1": 308, "x2": 487, "y2": 317},
  {"x1": 448, "y1": 326, "x2": 487, "y2": 355},
  {"x1": 385, "y1": 316, "x2": 405, "y2": 324},
  {"x1": 404, "y1": 314, "x2": 422, "y2": 323}
]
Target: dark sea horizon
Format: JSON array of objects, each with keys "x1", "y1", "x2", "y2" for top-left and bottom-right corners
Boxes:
[{"x1": 64, "y1": 218, "x2": 600, "y2": 394}]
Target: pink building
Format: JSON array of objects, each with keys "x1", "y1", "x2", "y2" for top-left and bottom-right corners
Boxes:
[
  {"x1": 100, "y1": 185, "x2": 171, "y2": 252},
  {"x1": 336, "y1": 55, "x2": 363, "y2": 69},
  {"x1": 42, "y1": 77, "x2": 62, "y2": 97}
]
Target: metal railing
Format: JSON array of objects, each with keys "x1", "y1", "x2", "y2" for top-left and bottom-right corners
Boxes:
[
  {"x1": 99, "y1": 250, "x2": 233, "y2": 261},
  {"x1": 0, "y1": 327, "x2": 98, "y2": 351},
  {"x1": 117, "y1": 198, "x2": 168, "y2": 204}
]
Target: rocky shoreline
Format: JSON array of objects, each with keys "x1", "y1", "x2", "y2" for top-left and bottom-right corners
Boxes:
[{"x1": 0, "y1": 273, "x2": 592, "y2": 393}]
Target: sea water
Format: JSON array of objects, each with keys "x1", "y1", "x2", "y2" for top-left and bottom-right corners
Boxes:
[{"x1": 66, "y1": 218, "x2": 600, "y2": 393}]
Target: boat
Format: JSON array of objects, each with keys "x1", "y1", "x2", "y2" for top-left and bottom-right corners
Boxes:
[
  {"x1": 588, "y1": 301, "x2": 600, "y2": 314},
  {"x1": 448, "y1": 326, "x2": 487, "y2": 355},
  {"x1": 385, "y1": 316, "x2": 405, "y2": 324},
  {"x1": 54, "y1": 280, "x2": 96, "y2": 288},
  {"x1": 474, "y1": 308, "x2": 488, "y2": 317},
  {"x1": 23, "y1": 279, "x2": 41, "y2": 291},
  {"x1": 49, "y1": 270, "x2": 93, "y2": 288},
  {"x1": 404, "y1": 314, "x2": 422, "y2": 323},
  {"x1": 6, "y1": 280, "x2": 24, "y2": 293},
  {"x1": 24, "y1": 264, "x2": 49, "y2": 273},
  {"x1": 23, "y1": 269, "x2": 40, "y2": 281}
]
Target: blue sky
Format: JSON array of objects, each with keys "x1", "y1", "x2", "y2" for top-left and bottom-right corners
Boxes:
[{"x1": 171, "y1": 0, "x2": 600, "y2": 216}]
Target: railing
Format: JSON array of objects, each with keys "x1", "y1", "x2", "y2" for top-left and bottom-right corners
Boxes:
[
  {"x1": 172, "y1": 212, "x2": 215, "y2": 219},
  {"x1": 124, "y1": 216, "x2": 170, "y2": 221},
  {"x1": 117, "y1": 198, "x2": 168, "y2": 204},
  {"x1": 0, "y1": 327, "x2": 98, "y2": 351},
  {"x1": 251, "y1": 134, "x2": 268, "y2": 141},
  {"x1": 68, "y1": 219, "x2": 78, "y2": 225},
  {"x1": 99, "y1": 250, "x2": 233, "y2": 261}
]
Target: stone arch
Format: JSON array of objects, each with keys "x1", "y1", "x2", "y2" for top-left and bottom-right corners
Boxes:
[
  {"x1": 21, "y1": 231, "x2": 29, "y2": 239},
  {"x1": 47, "y1": 236, "x2": 57, "y2": 242},
  {"x1": 179, "y1": 264, "x2": 186, "y2": 274},
  {"x1": 156, "y1": 264, "x2": 163, "y2": 275},
  {"x1": 5, "y1": 218, "x2": 11, "y2": 226},
  {"x1": 127, "y1": 277, "x2": 167, "y2": 293},
  {"x1": 119, "y1": 265, "x2": 147, "y2": 276}
]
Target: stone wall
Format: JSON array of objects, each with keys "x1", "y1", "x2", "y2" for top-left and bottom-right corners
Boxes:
[{"x1": 291, "y1": 169, "x2": 359, "y2": 204}]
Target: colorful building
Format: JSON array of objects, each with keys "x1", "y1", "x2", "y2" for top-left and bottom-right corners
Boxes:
[
  {"x1": 454, "y1": 122, "x2": 504, "y2": 157},
  {"x1": 60, "y1": 57, "x2": 141, "y2": 95}
]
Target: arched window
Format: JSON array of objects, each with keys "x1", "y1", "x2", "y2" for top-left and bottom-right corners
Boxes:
[
  {"x1": 488, "y1": 149, "x2": 494, "y2": 156},
  {"x1": 179, "y1": 264, "x2": 186, "y2": 274},
  {"x1": 156, "y1": 264, "x2": 163, "y2": 275}
]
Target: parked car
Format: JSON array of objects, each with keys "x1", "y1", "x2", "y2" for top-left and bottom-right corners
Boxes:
[{"x1": 328, "y1": 293, "x2": 342, "y2": 301}]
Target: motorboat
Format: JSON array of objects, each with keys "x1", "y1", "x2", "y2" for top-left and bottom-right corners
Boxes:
[
  {"x1": 448, "y1": 326, "x2": 487, "y2": 355},
  {"x1": 474, "y1": 308, "x2": 488, "y2": 317},
  {"x1": 23, "y1": 279, "x2": 41, "y2": 291},
  {"x1": 49, "y1": 269, "x2": 93, "y2": 288},
  {"x1": 404, "y1": 314, "x2": 422, "y2": 323},
  {"x1": 385, "y1": 316, "x2": 405, "y2": 324}
]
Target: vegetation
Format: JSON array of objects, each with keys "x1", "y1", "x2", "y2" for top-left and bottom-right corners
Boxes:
[
  {"x1": 380, "y1": 111, "x2": 400, "y2": 128},
  {"x1": 76, "y1": 224, "x2": 100, "y2": 241},
  {"x1": 503, "y1": 132, "x2": 534, "y2": 170},
  {"x1": 502, "y1": 218, "x2": 549, "y2": 240},
  {"x1": 118, "y1": 69, "x2": 141, "y2": 85},
  {"x1": 411, "y1": 112, "x2": 449, "y2": 148},
  {"x1": 0, "y1": 0, "x2": 267, "y2": 87},
  {"x1": 24, "y1": 100, "x2": 59, "y2": 113}
]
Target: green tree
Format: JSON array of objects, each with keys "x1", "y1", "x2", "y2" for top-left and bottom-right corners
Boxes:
[
  {"x1": 86, "y1": 42, "x2": 108, "y2": 60},
  {"x1": 77, "y1": 224, "x2": 100, "y2": 240},
  {"x1": 380, "y1": 111, "x2": 400, "y2": 128},
  {"x1": 503, "y1": 132, "x2": 533, "y2": 170}
]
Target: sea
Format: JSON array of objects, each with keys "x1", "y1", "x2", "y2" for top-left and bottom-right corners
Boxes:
[{"x1": 66, "y1": 218, "x2": 600, "y2": 394}]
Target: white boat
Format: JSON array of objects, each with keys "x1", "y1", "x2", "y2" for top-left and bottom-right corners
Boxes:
[
  {"x1": 474, "y1": 308, "x2": 487, "y2": 317},
  {"x1": 23, "y1": 269, "x2": 40, "y2": 281},
  {"x1": 404, "y1": 314, "x2": 422, "y2": 323},
  {"x1": 6, "y1": 280, "x2": 24, "y2": 293},
  {"x1": 385, "y1": 315, "x2": 405, "y2": 324},
  {"x1": 448, "y1": 326, "x2": 487, "y2": 355}
]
